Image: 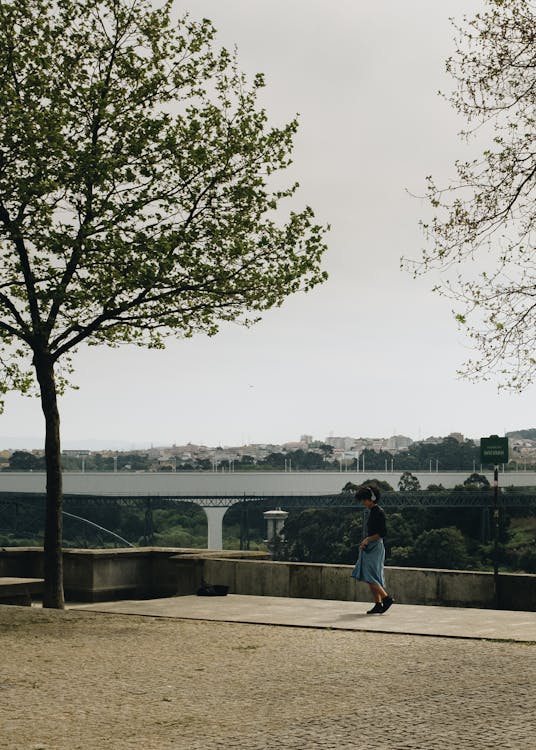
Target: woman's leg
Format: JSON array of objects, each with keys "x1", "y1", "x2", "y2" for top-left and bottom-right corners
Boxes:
[{"x1": 368, "y1": 582, "x2": 388, "y2": 602}]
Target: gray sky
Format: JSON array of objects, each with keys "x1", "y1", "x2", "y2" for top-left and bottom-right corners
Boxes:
[{"x1": 1, "y1": 0, "x2": 533, "y2": 449}]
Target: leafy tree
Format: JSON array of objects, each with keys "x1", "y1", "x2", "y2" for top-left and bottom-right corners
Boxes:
[
  {"x1": 283, "y1": 508, "x2": 362, "y2": 564},
  {"x1": 235, "y1": 455, "x2": 256, "y2": 470},
  {"x1": 382, "y1": 511, "x2": 415, "y2": 553},
  {"x1": 408, "y1": 0, "x2": 536, "y2": 389},
  {"x1": 91, "y1": 454, "x2": 114, "y2": 471},
  {"x1": 515, "y1": 549, "x2": 536, "y2": 574},
  {"x1": 364, "y1": 478, "x2": 395, "y2": 493},
  {"x1": 0, "y1": 0, "x2": 327, "y2": 607},
  {"x1": 257, "y1": 449, "x2": 327, "y2": 471},
  {"x1": 404, "y1": 437, "x2": 479, "y2": 471},
  {"x1": 360, "y1": 448, "x2": 395, "y2": 471},
  {"x1": 7, "y1": 450, "x2": 45, "y2": 471},
  {"x1": 391, "y1": 527, "x2": 471, "y2": 570},
  {"x1": 398, "y1": 471, "x2": 421, "y2": 492},
  {"x1": 299, "y1": 450, "x2": 326, "y2": 470},
  {"x1": 317, "y1": 443, "x2": 334, "y2": 458},
  {"x1": 116, "y1": 453, "x2": 150, "y2": 471},
  {"x1": 59, "y1": 453, "x2": 85, "y2": 471},
  {"x1": 342, "y1": 478, "x2": 394, "y2": 494},
  {"x1": 263, "y1": 452, "x2": 286, "y2": 470},
  {"x1": 420, "y1": 506, "x2": 489, "y2": 545},
  {"x1": 463, "y1": 472, "x2": 490, "y2": 490}
]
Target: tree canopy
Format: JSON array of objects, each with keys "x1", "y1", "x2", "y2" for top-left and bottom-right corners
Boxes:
[
  {"x1": 408, "y1": 0, "x2": 535, "y2": 389},
  {"x1": 0, "y1": 0, "x2": 328, "y2": 606},
  {"x1": 398, "y1": 471, "x2": 421, "y2": 492}
]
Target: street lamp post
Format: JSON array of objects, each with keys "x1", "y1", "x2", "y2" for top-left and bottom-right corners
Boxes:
[{"x1": 263, "y1": 509, "x2": 289, "y2": 561}]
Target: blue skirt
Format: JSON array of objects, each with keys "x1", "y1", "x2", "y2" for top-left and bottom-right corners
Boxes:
[{"x1": 351, "y1": 539, "x2": 385, "y2": 587}]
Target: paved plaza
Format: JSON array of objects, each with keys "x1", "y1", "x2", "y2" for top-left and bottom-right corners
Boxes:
[
  {"x1": 1, "y1": 598, "x2": 536, "y2": 749},
  {"x1": 75, "y1": 593, "x2": 536, "y2": 642}
]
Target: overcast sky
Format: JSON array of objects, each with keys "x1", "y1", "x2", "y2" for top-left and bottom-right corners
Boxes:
[{"x1": 1, "y1": 0, "x2": 533, "y2": 450}]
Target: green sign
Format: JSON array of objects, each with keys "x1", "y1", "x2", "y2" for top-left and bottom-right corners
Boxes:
[{"x1": 480, "y1": 435, "x2": 509, "y2": 465}]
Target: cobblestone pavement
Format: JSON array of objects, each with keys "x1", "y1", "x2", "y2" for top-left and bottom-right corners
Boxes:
[{"x1": 1, "y1": 606, "x2": 535, "y2": 750}]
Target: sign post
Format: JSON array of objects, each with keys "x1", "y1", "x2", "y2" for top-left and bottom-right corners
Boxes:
[{"x1": 480, "y1": 436, "x2": 509, "y2": 609}]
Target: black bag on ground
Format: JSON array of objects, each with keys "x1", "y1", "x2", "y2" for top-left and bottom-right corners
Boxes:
[{"x1": 196, "y1": 579, "x2": 229, "y2": 596}]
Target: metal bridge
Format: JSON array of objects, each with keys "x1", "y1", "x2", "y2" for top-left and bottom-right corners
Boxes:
[
  {"x1": 2, "y1": 489, "x2": 536, "y2": 506},
  {"x1": 1, "y1": 490, "x2": 535, "y2": 549}
]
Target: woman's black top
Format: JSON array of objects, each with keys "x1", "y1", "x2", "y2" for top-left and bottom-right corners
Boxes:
[{"x1": 367, "y1": 504, "x2": 387, "y2": 538}]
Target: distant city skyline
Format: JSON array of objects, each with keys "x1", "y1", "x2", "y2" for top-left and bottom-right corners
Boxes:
[{"x1": 0, "y1": 427, "x2": 529, "y2": 452}]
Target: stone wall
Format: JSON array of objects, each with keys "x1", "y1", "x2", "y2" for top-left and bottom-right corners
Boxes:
[
  {"x1": 0, "y1": 548, "x2": 269, "y2": 601},
  {"x1": 1, "y1": 547, "x2": 535, "y2": 610},
  {"x1": 203, "y1": 558, "x2": 536, "y2": 611}
]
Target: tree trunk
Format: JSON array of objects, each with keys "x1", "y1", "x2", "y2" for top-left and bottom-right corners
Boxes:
[{"x1": 34, "y1": 351, "x2": 64, "y2": 609}]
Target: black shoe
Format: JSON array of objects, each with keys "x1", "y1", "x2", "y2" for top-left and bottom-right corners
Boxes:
[
  {"x1": 367, "y1": 603, "x2": 384, "y2": 614},
  {"x1": 381, "y1": 595, "x2": 394, "y2": 613}
]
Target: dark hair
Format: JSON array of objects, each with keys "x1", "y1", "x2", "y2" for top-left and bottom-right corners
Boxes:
[{"x1": 355, "y1": 485, "x2": 380, "y2": 503}]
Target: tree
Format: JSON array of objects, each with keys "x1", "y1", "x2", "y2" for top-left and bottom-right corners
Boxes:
[
  {"x1": 462, "y1": 472, "x2": 490, "y2": 490},
  {"x1": 360, "y1": 448, "x2": 395, "y2": 471},
  {"x1": 263, "y1": 452, "x2": 286, "y2": 470},
  {"x1": 317, "y1": 443, "x2": 334, "y2": 458},
  {"x1": 0, "y1": 0, "x2": 327, "y2": 607},
  {"x1": 391, "y1": 527, "x2": 471, "y2": 570},
  {"x1": 405, "y1": 437, "x2": 480, "y2": 471},
  {"x1": 283, "y1": 508, "x2": 362, "y2": 565},
  {"x1": 7, "y1": 450, "x2": 45, "y2": 471},
  {"x1": 341, "y1": 478, "x2": 395, "y2": 494},
  {"x1": 397, "y1": 471, "x2": 421, "y2": 492},
  {"x1": 408, "y1": 0, "x2": 536, "y2": 389}
]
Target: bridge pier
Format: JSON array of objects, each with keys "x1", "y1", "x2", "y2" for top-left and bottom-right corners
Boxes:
[{"x1": 202, "y1": 506, "x2": 229, "y2": 550}]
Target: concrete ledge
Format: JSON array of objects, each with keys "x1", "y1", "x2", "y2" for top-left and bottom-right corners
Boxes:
[
  {"x1": 0, "y1": 547, "x2": 269, "y2": 602},
  {"x1": 0, "y1": 577, "x2": 44, "y2": 606},
  {"x1": 1, "y1": 548, "x2": 535, "y2": 610},
  {"x1": 206, "y1": 559, "x2": 536, "y2": 611}
]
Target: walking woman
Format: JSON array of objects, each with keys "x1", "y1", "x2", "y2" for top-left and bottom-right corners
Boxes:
[{"x1": 351, "y1": 485, "x2": 394, "y2": 614}]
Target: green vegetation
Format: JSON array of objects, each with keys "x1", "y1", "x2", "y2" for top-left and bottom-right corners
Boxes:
[
  {"x1": 283, "y1": 503, "x2": 535, "y2": 574},
  {"x1": 0, "y1": 0, "x2": 327, "y2": 606},
  {"x1": 2, "y1": 484, "x2": 535, "y2": 573},
  {"x1": 0, "y1": 498, "x2": 274, "y2": 552},
  {"x1": 282, "y1": 477, "x2": 535, "y2": 574}
]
